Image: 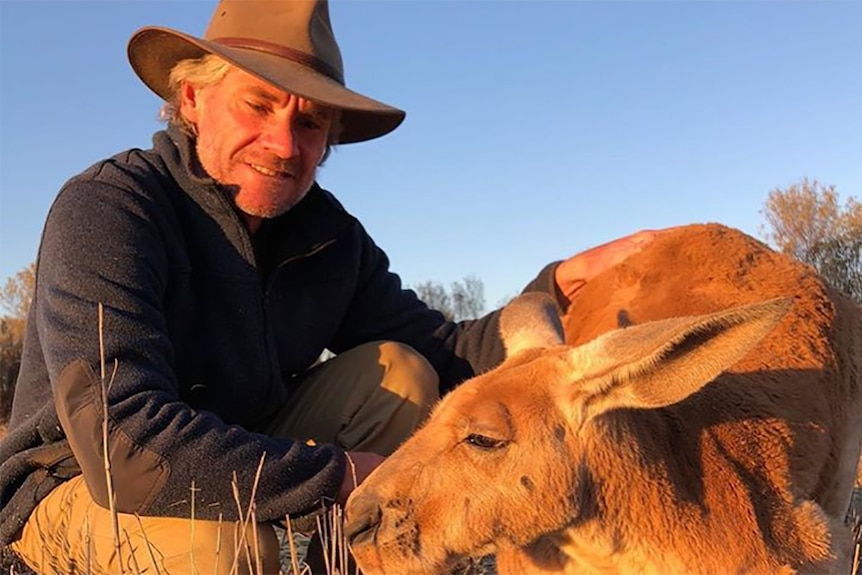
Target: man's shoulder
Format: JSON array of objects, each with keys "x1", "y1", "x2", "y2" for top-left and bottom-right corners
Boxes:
[
  {"x1": 48, "y1": 139, "x2": 183, "y2": 229},
  {"x1": 69, "y1": 145, "x2": 169, "y2": 195}
]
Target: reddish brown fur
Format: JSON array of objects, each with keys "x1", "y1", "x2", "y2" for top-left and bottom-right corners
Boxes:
[
  {"x1": 564, "y1": 223, "x2": 862, "y2": 521},
  {"x1": 346, "y1": 224, "x2": 862, "y2": 575}
]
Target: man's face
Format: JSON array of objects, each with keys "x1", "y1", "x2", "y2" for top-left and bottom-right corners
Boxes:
[{"x1": 179, "y1": 67, "x2": 333, "y2": 227}]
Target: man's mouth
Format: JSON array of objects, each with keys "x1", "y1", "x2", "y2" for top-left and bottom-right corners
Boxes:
[{"x1": 249, "y1": 163, "x2": 293, "y2": 179}]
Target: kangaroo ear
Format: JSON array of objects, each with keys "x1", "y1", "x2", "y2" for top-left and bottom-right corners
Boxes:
[
  {"x1": 499, "y1": 292, "x2": 565, "y2": 357},
  {"x1": 567, "y1": 298, "x2": 792, "y2": 421}
]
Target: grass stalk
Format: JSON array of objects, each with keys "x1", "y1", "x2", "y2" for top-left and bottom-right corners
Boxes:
[
  {"x1": 229, "y1": 477, "x2": 249, "y2": 575},
  {"x1": 84, "y1": 515, "x2": 91, "y2": 573},
  {"x1": 98, "y1": 302, "x2": 123, "y2": 573},
  {"x1": 124, "y1": 529, "x2": 142, "y2": 574},
  {"x1": 252, "y1": 505, "x2": 262, "y2": 575},
  {"x1": 134, "y1": 513, "x2": 162, "y2": 575},
  {"x1": 190, "y1": 480, "x2": 198, "y2": 575},
  {"x1": 228, "y1": 454, "x2": 267, "y2": 574},
  {"x1": 284, "y1": 516, "x2": 304, "y2": 575},
  {"x1": 315, "y1": 513, "x2": 331, "y2": 575},
  {"x1": 215, "y1": 513, "x2": 224, "y2": 573}
]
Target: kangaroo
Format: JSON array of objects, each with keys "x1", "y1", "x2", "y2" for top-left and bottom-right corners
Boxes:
[{"x1": 346, "y1": 224, "x2": 862, "y2": 575}]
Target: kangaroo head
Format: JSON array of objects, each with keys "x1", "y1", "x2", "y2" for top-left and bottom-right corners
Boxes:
[{"x1": 346, "y1": 295, "x2": 791, "y2": 575}]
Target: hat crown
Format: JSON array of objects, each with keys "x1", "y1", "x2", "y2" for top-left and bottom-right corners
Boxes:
[{"x1": 205, "y1": 0, "x2": 344, "y2": 82}]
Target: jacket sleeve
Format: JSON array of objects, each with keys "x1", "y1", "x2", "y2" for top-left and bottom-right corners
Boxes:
[
  {"x1": 35, "y1": 168, "x2": 346, "y2": 522},
  {"x1": 521, "y1": 260, "x2": 564, "y2": 309},
  {"x1": 327, "y1": 223, "x2": 562, "y2": 394}
]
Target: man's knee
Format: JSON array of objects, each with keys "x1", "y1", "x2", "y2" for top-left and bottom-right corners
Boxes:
[
  {"x1": 376, "y1": 341, "x2": 439, "y2": 409},
  {"x1": 333, "y1": 341, "x2": 439, "y2": 454},
  {"x1": 10, "y1": 476, "x2": 281, "y2": 575}
]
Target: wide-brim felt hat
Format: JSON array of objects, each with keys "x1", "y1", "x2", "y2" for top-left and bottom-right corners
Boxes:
[{"x1": 128, "y1": 0, "x2": 405, "y2": 144}]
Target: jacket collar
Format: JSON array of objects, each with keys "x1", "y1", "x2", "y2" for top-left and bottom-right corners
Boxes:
[{"x1": 156, "y1": 125, "x2": 356, "y2": 264}]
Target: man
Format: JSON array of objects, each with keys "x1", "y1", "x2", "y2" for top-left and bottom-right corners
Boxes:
[{"x1": 0, "y1": 1, "x2": 659, "y2": 573}]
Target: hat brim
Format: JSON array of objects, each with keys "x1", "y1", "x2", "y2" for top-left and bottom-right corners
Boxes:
[{"x1": 128, "y1": 26, "x2": 405, "y2": 144}]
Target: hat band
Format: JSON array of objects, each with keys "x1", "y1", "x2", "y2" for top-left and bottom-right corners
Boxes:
[{"x1": 212, "y1": 37, "x2": 344, "y2": 85}]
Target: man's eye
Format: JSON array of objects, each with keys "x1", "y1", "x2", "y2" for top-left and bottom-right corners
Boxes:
[
  {"x1": 297, "y1": 117, "x2": 323, "y2": 131},
  {"x1": 464, "y1": 434, "x2": 508, "y2": 451},
  {"x1": 246, "y1": 101, "x2": 269, "y2": 114}
]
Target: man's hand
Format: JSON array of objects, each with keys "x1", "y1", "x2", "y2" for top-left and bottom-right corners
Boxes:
[
  {"x1": 555, "y1": 227, "x2": 677, "y2": 304},
  {"x1": 337, "y1": 450, "x2": 385, "y2": 506}
]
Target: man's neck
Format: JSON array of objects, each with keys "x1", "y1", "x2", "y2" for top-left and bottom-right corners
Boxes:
[{"x1": 244, "y1": 214, "x2": 263, "y2": 235}]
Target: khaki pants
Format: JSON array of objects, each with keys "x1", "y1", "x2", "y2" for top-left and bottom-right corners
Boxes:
[{"x1": 11, "y1": 341, "x2": 439, "y2": 575}]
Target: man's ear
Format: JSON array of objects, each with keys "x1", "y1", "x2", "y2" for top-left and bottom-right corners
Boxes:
[{"x1": 178, "y1": 82, "x2": 201, "y2": 125}]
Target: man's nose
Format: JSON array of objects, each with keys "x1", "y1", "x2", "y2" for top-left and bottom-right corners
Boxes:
[{"x1": 261, "y1": 113, "x2": 299, "y2": 158}]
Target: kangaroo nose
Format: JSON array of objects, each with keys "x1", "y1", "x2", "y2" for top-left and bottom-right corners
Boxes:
[{"x1": 345, "y1": 495, "x2": 383, "y2": 548}]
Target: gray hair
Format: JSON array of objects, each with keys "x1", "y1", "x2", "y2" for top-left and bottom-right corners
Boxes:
[{"x1": 159, "y1": 53, "x2": 339, "y2": 165}]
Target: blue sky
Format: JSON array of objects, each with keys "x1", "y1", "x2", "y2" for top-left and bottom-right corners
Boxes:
[{"x1": 1, "y1": 0, "x2": 860, "y2": 309}]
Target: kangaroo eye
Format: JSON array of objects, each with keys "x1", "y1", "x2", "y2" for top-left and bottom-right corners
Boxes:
[{"x1": 465, "y1": 434, "x2": 508, "y2": 450}]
